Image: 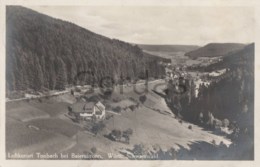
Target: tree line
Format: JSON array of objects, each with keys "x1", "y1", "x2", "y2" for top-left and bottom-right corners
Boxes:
[{"x1": 6, "y1": 6, "x2": 169, "y2": 96}]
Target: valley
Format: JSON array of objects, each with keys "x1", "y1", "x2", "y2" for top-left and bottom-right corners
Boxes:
[
  {"x1": 5, "y1": 6, "x2": 254, "y2": 160},
  {"x1": 6, "y1": 79, "x2": 232, "y2": 159}
]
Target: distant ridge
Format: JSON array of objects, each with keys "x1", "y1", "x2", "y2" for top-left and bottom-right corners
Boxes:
[
  {"x1": 203, "y1": 43, "x2": 254, "y2": 72},
  {"x1": 185, "y1": 43, "x2": 246, "y2": 59},
  {"x1": 138, "y1": 44, "x2": 199, "y2": 53}
]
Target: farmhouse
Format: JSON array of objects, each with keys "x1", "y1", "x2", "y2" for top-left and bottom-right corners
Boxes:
[{"x1": 70, "y1": 101, "x2": 106, "y2": 120}]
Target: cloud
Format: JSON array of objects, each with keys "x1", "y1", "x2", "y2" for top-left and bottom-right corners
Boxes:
[{"x1": 27, "y1": 6, "x2": 254, "y2": 45}]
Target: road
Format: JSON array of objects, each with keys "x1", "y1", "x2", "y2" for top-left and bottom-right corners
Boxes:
[{"x1": 6, "y1": 79, "x2": 164, "y2": 103}]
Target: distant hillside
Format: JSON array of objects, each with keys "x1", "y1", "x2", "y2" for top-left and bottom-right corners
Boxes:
[
  {"x1": 169, "y1": 43, "x2": 254, "y2": 122},
  {"x1": 169, "y1": 44, "x2": 254, "y2": 159},
  {"x1": 185, "y1": 43, "x2": 246, "y2": 59},
  {"x1": 203, "y1": 43, "x2": 254, "y2": 72},
  {"x1": 138, "y1": 44, "x2": 199, "y2": 53},
  {"x1": 6, "y1": 6, "x2": 169, "y2": 94}
]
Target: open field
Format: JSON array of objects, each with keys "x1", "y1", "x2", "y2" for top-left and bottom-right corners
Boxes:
[
  {"x1": 29, "y1": 101, "x2": 71, "y2": 117},
  {"x1": 6, "y1": 95, "x2": 77, "y2": 154},
  {"x1": 106, "y1": 106, "x2": 231, "y2": 150},
  {"x1": 6, "y1": 104, "x2": 50, "y2": 122},
  {"x1": 6, "y1": 80, "x2": 231, "y2": 159},
  {"x1": 6, "y1": 117, "x2": 75, "y2": 154},
  {"x1": 27, "y1": 118, "x2": 80, "y2": 138}
]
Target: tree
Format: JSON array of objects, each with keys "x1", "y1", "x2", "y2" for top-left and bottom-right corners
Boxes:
[
  {"x1": 91, "y1": 121, "x2": 105, "y2": 135},
  {"x1": 139, "y1": 95, "x2": 147, "y2": 104},
  {"x1": 222, "y1": 118, "x2": 230, "y2": 127},
  {"x1": 168, "y1": 147, "x2": 177, "y2": 160},
  {"x1": 132, "y1": 144, "x2": 147, "y2": 155},
  {"x1": 70, "y1": 89, "x2": 74, "y2": 95},
  {"x1": 110, "y1": 129, "x2": 122, "y2": 141},
  {"x1": 122, "y1": 128, "x2": 133, "y2": 143},
  {"x1": 32, "y1": 57, "x2": 44, "y2": 90},
  {"x1": 91, "y1": 147, "x2": 97, "y2": 154},
  {"x1": 48, "y1": 59, "x2": 57, "y2": 90},
  {"x1": 188, "y1": 125, "x2": 192, "y2": 130},
  {"x1": 129, "y1": 105, "x2": 136, "y2": 111},
  {"x1": 55, "y1": 58, "x2": 67, "y2": 90}
]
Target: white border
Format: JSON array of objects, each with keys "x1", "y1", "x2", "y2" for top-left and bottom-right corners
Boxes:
[{"x1": 0, "y1": 0, "x2": 259, "y2": 167}]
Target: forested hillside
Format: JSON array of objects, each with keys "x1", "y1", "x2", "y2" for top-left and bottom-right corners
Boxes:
[
  {"x1": 6, "y1": 6, "x2": 169, "y2": 94},
  {"x1": 167, "y1": 44, "x2": 254, "y2": 159},
  {"x1": 173, "y1": 43, "x2": 254, "y2": 125},
  {"x1": 185, "y1": 43, "x2": 246, "y2": 59},
  {"x1": 203, "y1": 44, "x2": 254, "y2": 72}
]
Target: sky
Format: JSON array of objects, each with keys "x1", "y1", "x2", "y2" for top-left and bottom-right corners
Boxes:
[{"x1": 27, "y1": 6, "x2": 255, "y2": 46}]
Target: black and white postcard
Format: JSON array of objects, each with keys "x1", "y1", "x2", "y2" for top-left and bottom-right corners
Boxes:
[{"x1": 1, "y1": 0, "x2": 259, "y2": 166}]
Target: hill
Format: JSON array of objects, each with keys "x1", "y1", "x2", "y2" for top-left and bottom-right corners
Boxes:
[
  {"x1": 138, "y1": 44, "x2": 199, "y2": 53},
  {"x1": 6, "y1": 80, "x2": 231, "y2": 159},
  {"x1": 166, "y1": 43, "x2": 254, "y2": 159},
  {"x1": 185, "y1": 43, "x2": 246, "y2": 59},
  {"x1": 207, "y1": 43, "x2": 254, "y2": 71},
  {"x1": 193, "y1": 43, "x2": 254, "y2": 72},
  {"x1": 6, "y1": 6, "x2": 169, "y2": 95}
]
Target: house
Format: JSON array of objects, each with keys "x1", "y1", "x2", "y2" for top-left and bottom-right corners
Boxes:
[{"x1": 70, "y1": 101, "x2": 106, "y2": 120}]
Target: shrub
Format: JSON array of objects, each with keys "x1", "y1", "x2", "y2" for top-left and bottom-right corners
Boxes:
[
  {"x1": 139, "y1": 95, "x2": 147, "y2": 104},
  {"x1": 125, "y1": 128, "x2": 133, "y2": 135},
  {"x1": 222, "y1": 118, "x2": 230, "y2": 127},
  {"x1": 70, "y1": 89, "x2": 74, "y2": 95},
  {"x1": 91, "y1": 147, "x2": 97, "y2": 154},
  {"x1": 168, "y1": 147, "x2": 177, "y2": 159},
  {"x1": 112, "y1": 97, "x2": 120, "y2": 102},
  {"x1": 122, "y1": 128, "x2": 133, "y2": 144},
  {"x1": 68, "y1": 106, "x2": 72, "y2": 112},
  {"x1": 188, "y1": 125, "x2": 192, "y2": 130},
  {"x1": 129, "y1": 97, "x2": 136, "y2": 102},
  {"x1": 129, "y1": 105, "x2": 136, "y2": 111},
  {"x1": 110, "y1": 129, "x2": 122, "y2": 141},
  {"x1": 106, "y1": 104, "x2": 112, "y2": 110},
  {"x1": 113, "y1": 106, "x2": 122, "y2": 113},
  {"x1": 105, "y1": 114, "x2": 113, "y2": 120},
  {"x1": 91, "y1": 121, "x2": 105, "y2": 135},
  {"x1": 75, "y1": 87, "x2": 81, "y2": 92},
  {"x1": 152, "y1": 144, "x2": 161, "y2": 152},
  {"x1": 132, "y1": 144, "x2": 146, "y2": 155}
]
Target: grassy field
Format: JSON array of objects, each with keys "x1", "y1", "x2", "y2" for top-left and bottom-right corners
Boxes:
[
  {"x1": 6, "y1": 94, "x2": 77, "y2": 154},
  {"x1": 64, "y1": 80, "x2": 231, "y2": 159},
  {"x1": 6, "y1": 80, "x2": 231, "y2": 159},
  {"x1": 27, "y1": 118, "x2": 80, "y2": 137},
  {"x1": 6, "y1": 104, "x2": 50, "y2": 122},
  {"x1": 105, "y1": 106, "x2": 231, "y2": 150},
  {"x1": 29, "y1": 101, "x2": 70, "y2": 117},
  {"x1": 6, "y1": 117, "x2": 74, "y2": 154}
]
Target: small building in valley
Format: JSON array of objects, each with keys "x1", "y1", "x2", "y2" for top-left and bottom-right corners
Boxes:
[{"x1": 70, "y1": 101, "x2": 106, "y2": 120}]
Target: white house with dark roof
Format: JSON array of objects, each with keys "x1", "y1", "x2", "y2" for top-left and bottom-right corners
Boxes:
[{"x1": 71, "y1": 101, "x2": 106, "y2": 120}]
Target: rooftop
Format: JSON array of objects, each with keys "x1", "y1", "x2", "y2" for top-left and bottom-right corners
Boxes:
[{"x1": 71, "y1": 102, "x2": 95, "y2": 113}]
